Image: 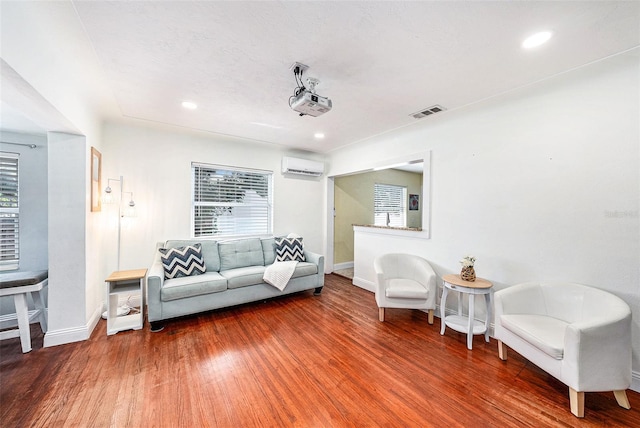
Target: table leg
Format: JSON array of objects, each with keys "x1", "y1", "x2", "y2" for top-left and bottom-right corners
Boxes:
[
  {"x1": 467, "y1": 294, "x2": 475, "y2": 350},
  {"x1": 484, "y1": 291, "x2": 492, "y2": 343},
  {"x1": 32, "y1": 289, "x2": 48, "y2": 333},
  {"x1": 14, "y1": 293, "x2": 32, "y2": 353},
  {"x1": 440, "y1": 286, "x2": 449, "y2": 335}
]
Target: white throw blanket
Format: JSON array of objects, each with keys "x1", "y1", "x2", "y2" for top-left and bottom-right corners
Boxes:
[{"x1": 263, "y1": 261, "x2": 298, "y2": 291}]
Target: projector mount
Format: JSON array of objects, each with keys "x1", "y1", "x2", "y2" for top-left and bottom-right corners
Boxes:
[{"x1": 305, "y1": 77, "x2": 320, "y2": 94}]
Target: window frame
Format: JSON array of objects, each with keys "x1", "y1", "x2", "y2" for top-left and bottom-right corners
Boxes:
[
  {"x1": 0, "y1": 152, "x2": 20, "y2": 271},
  {"x1": 191, "y1": 162, "x2": 273, "y2": 238},
  {"x1": 373, "y1": 182, "x2": 407, "y2": 228}
]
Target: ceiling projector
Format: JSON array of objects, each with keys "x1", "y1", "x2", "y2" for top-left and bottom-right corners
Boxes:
[
  {"x1": 290, "y1": 90, "x2": 332, "y2": 117},
  {"x1": 289, "y1": 62, "x2": 332, "y2": 117}
]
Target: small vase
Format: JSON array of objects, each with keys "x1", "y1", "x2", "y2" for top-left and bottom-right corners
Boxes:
[{"x1": 461, "y1": 266, "x2": 476, "y2": 282}]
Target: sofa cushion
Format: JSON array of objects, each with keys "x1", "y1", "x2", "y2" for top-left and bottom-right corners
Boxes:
[
  {"x1": 165, "y1": 239, "x2": 220, "y2": 272},
  {"x1": 275, "y1": 237, "x2": 305, "y2": 262},
  {"x1": 159, "y1": 243, "x2": 207, "y2": 279},
  {"x1": 291, "y1": 261, "x2": 318, "y2": 278},
  {"x1": 261, "y1": 237, "x2": 276, "y2": 265},
  {"x1": 385, "y1": 278, "x2": 429, "y2": 299},
  {"x1": 219, "y1": 238, "x2": 265, "y2": 270},
  {"x1": 220, "y1": 266, "x2": 266, "y2": 289},
  {"x1": 500, "y1": 314, "x2": 567, "y2": 360},
  {"x1": 161, "y1": 272, "x2": 227, "y2": 301}
]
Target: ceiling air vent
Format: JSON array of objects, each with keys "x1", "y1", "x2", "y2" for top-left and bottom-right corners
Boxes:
[{"x1": 411, "y1": 105, "x2": 447, "y2": 119}]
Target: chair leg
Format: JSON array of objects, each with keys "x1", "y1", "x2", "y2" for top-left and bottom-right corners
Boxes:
[
  {"x1": 498, "y1": 340, "x2": 507, "y2": 361},
  {"x1": 613, "y1": 390, "x2": 631, "y2": 409},
  {"x1": 378, "y1": 308, "x2": 385, "y2": 322},
  {"x1": 427, "y1": 309, "x2": 434, "y2": 325},
  {"x1": 569, "y1": 387, "x2": 585, "y2": 417}
]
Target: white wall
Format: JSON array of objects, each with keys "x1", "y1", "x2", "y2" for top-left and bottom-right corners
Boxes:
[
  {"x1": 44, "y1": 133, "x2": 88, "y2": 346},
  {"x1": 327, "y1": 52, "x2": 640, "y2": 387},
  {"x1": 101, "y1": 120, "x2": 326, "y2": 272}
]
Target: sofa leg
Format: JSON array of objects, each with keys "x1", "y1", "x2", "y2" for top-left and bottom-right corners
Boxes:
[
  {"x1": 613, "y1": 390, "x2": 631, "y2": 409},
  {"x1": 150, "y1": 322, "x2": 165, "y2": 332},
  {"x1": 379, "y1": 307, "x2": 385, "y2": 322},
  {"x1": 313, "y1": 287, "x2": 323, "y2": 295},
  {"x1": 498, "y1": 340, "x2": 508, "y2": 361},
  {"x1": 569, "y1": 388, "x2": 585, "y2": 417},
  {"x1": 427, "y1": 309, "x2": 434, "y2": 325}
]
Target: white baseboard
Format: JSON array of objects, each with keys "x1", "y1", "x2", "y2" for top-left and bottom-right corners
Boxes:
[
  {"x1": 43, "y1": 305, "x2": 102, "y2": 348},
  {"x1": 333, "y1": 261, "x2": 354, "y2": 271},
  {"x1": 88, "y1": 304, "x2": 101, "y2": 334},
  {"x1": 353, "y1": 276, "x2": 375, "y2": 293},
  {"x1": 632, "y1": 371, "x2": 640, "y2": 393},
  {"x1": 43, "y1": 325, "x2": 90, "y2": 347}
]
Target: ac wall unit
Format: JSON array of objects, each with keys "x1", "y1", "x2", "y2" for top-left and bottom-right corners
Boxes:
[{"x1": 282, "y1": 156, "x2": 324, "y2": 177}]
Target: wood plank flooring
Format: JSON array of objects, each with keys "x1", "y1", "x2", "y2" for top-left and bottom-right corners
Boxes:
[{"x1": 1, "y1": 274, "x2": 638, "y2": 427}]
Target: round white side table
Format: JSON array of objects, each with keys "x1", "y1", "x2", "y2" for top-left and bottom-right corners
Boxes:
[{"x1": 440, "y1": 273, "x2": 493, "y2": 350}]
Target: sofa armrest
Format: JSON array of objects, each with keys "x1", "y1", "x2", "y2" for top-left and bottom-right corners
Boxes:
[
  {"x1": 373, "y1": 256, "x2": 386, "y2": 297},
  {"x1": 413, "y1": 258, "x2": 437, "y2": 294},
  {"x1": 147, "y1": 260, "x2": 164, "y2": 322},
  {"x1": 304, "y1": 250, "x2": 325, "y2": 285},
  {"x1": 564, "y1": 309, "x2": 632, "y2": 391}
]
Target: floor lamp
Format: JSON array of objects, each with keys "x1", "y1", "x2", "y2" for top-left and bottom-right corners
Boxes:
[{"x1": 103, "y1": 175, "x2": 136, "y2": 271}]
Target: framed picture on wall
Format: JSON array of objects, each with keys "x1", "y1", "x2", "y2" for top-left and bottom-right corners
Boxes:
[
  {"x1": 409, "y1": 194, "x2": 419, "y2": 211},
  {"x1": 91, "y1": 147, "x2": 102, "y2": 212}
]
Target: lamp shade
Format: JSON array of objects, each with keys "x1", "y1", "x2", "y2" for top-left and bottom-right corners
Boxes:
[
  {"x1": 122, "y1": 200, "x2": 136, "y2": 218},
  {"x1": 102, "y1": 186, "x2": 115, "y2": 204}
]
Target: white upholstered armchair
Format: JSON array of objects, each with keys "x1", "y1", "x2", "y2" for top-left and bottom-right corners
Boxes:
[
  {"x1": 373, "y1": 253, "x2": 437, "y2": 324},
  {"x1": 494, "y1": 282, "x2": 632, "y2": 417}
]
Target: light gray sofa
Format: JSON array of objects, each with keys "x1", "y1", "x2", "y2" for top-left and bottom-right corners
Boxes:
[{"x1": 147, "y1": 237, "x2": 324, "y2": 330}]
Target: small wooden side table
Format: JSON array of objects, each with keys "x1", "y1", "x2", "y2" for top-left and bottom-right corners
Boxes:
[
  {"x1": 105, "y1": 269, "x2": 147, "y2": 335},
  {"x1": 440, "y1": 273, "x2": 493, "y2": 350}
]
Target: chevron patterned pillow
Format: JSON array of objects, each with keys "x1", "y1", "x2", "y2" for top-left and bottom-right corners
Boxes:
[
  {"x1": 275, "y1": 237, "x2": 305, "y2": 262},
  {"x1": 159, "y1": 243, "x2": 207, "y2": 279}
]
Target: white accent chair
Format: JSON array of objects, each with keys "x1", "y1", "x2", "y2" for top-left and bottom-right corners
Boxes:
[
  {"x1": 373, "y1": 253, "x2": 437, "y2": 324},
  {"x1": 494, "y1": 282, "x2": 632, "y2": 418}
]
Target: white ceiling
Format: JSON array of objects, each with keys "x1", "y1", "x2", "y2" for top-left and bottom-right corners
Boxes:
[
  {"x1": 2, "y1": 1, "x2": 639, "y2": 153},
  {"x1": 0, "y1": 101, "x2": 46, "y2": 135}
]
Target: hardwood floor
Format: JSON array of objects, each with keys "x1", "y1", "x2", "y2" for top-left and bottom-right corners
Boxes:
[{"x1": 1, "y1": 274, "x2": 638, "y2": 427}]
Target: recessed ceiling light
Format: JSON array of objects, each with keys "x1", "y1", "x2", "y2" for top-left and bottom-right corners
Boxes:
[
  {"x1": 522, "y1": 31, "x2": 552, "y2": 49},
  {"x1": 314, "y1": 133, "x2": 325, "y2": 139},
  {"x1": 181, "y1": 101, "x2": 197, "y2": 110}
]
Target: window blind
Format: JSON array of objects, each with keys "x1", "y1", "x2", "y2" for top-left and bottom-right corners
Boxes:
[
  {"x1": 374, "y1": 183, "x2": 407, "y2": 228},
  {"x1": 0, "y1": 153, "x2": 19, "y2": 270},
  {"x1": 192, "y1": 163, "x2": 272, "y2": 237}
]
